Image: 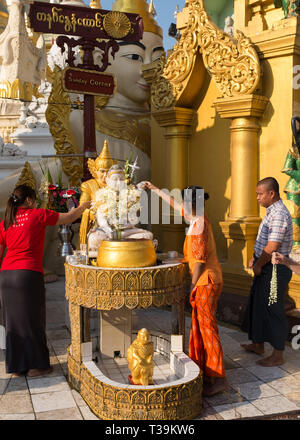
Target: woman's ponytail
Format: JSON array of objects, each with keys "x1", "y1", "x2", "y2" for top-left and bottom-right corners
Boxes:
[{"x1": 4, "y1": 185, "x2": 36, "y2": 230}]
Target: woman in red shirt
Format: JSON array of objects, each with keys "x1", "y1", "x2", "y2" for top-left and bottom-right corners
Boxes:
[{"x1": 0, "y1": 184, "x2": 90, "y2": 378}]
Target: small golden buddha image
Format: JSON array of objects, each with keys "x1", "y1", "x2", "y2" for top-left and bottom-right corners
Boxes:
[
  {"x1": 79, "y1": 140, "x2": 116, "y2": 245},
  {"x1": 127, "y1": 328, "x2": 154, "y2": 386}
]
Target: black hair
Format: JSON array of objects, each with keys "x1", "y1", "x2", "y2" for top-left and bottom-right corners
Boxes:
[
  {"x1": 257, "y1": 177, "x2": 279, "y2": 196},
  {"x1": 4, "y1": 185, "x2": 36, "y2": 230},
  {"x1": 181, "y1": 185, "x2": 209, "y2": 211}
]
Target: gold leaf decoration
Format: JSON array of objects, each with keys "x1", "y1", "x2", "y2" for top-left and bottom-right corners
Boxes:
[{"x1": 65, "y1": 262, "x2": 186, "y2": 310}]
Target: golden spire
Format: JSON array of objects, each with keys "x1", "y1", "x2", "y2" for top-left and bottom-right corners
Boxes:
[
  {"x1": 17, "y1": 162, "x2": 36, "y2": 191},
  {"x1": 112, "y1": 0, "x2": 163, "y2": 38},
  {"x1": 89, "y1": 0, "x2": 101, "y2": 8},
  {"x1": 148, "y1": 0, "x2": 157, "y2": 17}
]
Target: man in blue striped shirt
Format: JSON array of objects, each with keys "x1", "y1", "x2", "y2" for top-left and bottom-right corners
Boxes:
[{"x1": 241, "y1": 177, "x2": 293, "y2": 367}]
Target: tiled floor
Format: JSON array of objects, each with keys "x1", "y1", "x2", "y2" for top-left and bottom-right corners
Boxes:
[{"x1": 0, "y1": 276, "x2": 300, "y2": 420}]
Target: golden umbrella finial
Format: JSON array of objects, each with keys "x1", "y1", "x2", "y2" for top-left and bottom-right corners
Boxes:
[
  {"x1": 90, "y1": 0, "x2": 101, "y2": 8},
  {"x1": 112, "y1": 0, "x2": 163, "y2": 37},
  {"x1": 148, "y1": 0, "x2": 157, "y2": 17}
]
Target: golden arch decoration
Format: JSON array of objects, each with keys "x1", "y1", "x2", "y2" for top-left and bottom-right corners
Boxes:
[
  {"x1": 151, "y1": 0, "x2": 261, "y2": 110},
  {"x1": 131, "y1": 391, "x2": 146, "y2": 406},
  {"x1": 112, "y1": 273, "x2": 124, "y2": 291}
]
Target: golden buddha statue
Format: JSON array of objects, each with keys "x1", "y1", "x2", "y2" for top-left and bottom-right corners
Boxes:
[
  {"x1": 127, "y1": 328, "x2": 154, "y2": 386},
  {"x1": 79, "y1": 140, "x2": 116, "y2": 245}
]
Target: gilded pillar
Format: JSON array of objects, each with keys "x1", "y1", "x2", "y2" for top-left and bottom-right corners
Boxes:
[
  {"x1": 153, "y1": 107, "x2": 195, "y2": 252},
  {"x1": 215, "y1": 94, "x2": 269, "y2": 290},
  {"x1": 69, "y1": 302, "x2": 82, "y2": 362}
]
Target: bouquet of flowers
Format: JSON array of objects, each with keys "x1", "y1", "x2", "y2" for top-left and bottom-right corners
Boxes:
[
  {"x1": 48, "y1": 185, "x2": 80, "y2": 213},
  {"x1": 93, "y1": 184, "x2": 141, "y2": 239},
  {"x1": 38, "y1": 161, "x2": 81, "y2": 213}
]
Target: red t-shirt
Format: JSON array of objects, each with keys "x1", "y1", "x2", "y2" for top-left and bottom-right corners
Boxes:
[{"x1": 0, "y1": 207, "x2": 59, "y2": 273}]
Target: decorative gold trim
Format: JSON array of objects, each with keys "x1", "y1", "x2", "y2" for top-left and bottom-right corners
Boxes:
[
  {"x1": 69, "y1": 303, "x2": 81, "y2": 362},
  {"x1": 0, "y1": 79, "x2": 34, "y2": 100},
  {"x1": 65, "y1": 262, "x2": 187, "y2": 310},
  {"x1": 152, "y1": 0, "x2": 261, "y2": 110},
  {"x1": 103, "y1": 11, "x2": 132, "y2": 39},
  {"x1": 67, "y1": 347, "x2": 202, "y2": 420},
  {"x1": 45, "y1": 66, "x2": 83, "y2": 186}
]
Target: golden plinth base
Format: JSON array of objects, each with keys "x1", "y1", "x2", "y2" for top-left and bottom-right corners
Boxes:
[
  {"x1": 65, "y1": 261, "x2": 203, "y2": 420},
  {"x1": 67, "y1": 347, "x2": 202, "y2": 420},
  {"x1": 97, "y1": 239, "x2": 157, "y2": 268}
]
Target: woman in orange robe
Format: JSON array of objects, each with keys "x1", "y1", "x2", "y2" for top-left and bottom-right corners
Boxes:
[{"x1": 143, "y1": 183, "x2": 227, "y2": 396}]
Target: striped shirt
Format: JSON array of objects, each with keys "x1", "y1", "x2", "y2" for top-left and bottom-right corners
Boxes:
[{"x1": 254, "y1": 199, "x2": 293, "y2": 258}]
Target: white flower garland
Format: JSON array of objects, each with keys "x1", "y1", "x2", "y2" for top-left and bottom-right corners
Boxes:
[
  {"x1": 269, "y1": 263, "x2": 277, "y2": 306},
  {"x1": 93, "y1": 185, "x2": 141, "y2": 231}
]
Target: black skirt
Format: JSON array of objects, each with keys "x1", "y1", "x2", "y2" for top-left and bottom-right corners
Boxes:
[
  {"x1": 241, "y1": 261, "x2": 292, "y2": 351},
  {"x1": 0, "y1": 269, "x2": 50, "y2": 373}
]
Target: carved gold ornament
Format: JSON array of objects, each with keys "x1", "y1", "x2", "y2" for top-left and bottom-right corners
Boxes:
[
  {"x1": 152, "y1": 0, "x2": 261, "y2": 110},
  {"x1": 103, "y1": 11, "x2": 132, "y2": 39},
  {"x1": 65, "y1": 262, "x2": 186, "y2": 310}
]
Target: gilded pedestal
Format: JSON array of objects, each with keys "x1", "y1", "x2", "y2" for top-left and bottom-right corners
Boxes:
[{"x1": 65, "y1": 262, "x2": 203, "y2": 420}]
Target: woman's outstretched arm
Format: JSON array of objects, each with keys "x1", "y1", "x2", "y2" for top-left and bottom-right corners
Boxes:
[
  {"x1": 56, "y1": 201, "x2": 91, "y2": 225},
  {"x1": 142, "y1": 181, "x2": 183, "y2": 216}
]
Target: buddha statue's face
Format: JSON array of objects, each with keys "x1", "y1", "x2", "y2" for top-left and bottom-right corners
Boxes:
[
  {"x1": 106, "y1": 171, "x2": 126, "y2": 191},
  {"x1": 96, "y1": 168, "x2": 108, "y2": 186},
  {"x1": 106, "y1": 31, "x2": 164, "y2": 105}
]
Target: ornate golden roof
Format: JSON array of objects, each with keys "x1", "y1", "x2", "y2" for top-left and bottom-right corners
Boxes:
[{"x1": 112, "y1": 0, "x2": 162, "y2": 38}]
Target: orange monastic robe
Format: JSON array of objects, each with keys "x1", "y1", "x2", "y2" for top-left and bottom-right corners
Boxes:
[{"x1": 184, "y1": 214, "x2": 225, "y2": 378}]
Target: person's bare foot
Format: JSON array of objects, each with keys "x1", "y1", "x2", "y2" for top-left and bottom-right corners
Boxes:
[
  {"x1": 27, "y1": 367, "x2": 53, "y2": 377},
  {"x1": 256, "y1": 356, "x2": 284, "y2": 367},
  {"x1": 11, "y1": 371, "x2": 26, "y2": 377},
  {"x1": 202, "y1": 378, "x2": 229, "y2": 397},
  {"x1": 241, "y1": 343, "x2": 264, "y2": 355}
]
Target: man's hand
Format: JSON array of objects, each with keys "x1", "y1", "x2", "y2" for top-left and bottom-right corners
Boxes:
[
  {"x1": 142, "y1": 181, "x2": 157, "y2": 190},
  {"x1": 249, "y1": 256, "x2": 255, "y2": 269},
  {"x1": 253, "y1": 263, "x2": 262, "y2": 276}
]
